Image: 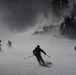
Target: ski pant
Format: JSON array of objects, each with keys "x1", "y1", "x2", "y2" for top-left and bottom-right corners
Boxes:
[
  {"x1": 35, "y1": 55, "x2": 45, "y2": 65},
  {"x1": 0, "y1": 47, "x2": 1, "y2": 51}
]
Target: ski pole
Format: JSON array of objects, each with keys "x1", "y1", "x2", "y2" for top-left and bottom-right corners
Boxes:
[
  {"x1": 46, "y1": 54, "x2": 50, "y2": 58},
  {"x1": 24, "y1": 55, "x2": 34, "y2": 60}
]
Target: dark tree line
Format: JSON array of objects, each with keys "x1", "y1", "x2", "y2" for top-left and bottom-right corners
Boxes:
[{"x1": 60, "y1": 3, "x2": 76, "y2": 38}]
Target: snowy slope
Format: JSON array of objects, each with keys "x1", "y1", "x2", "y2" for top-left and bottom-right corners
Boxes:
[{"x1": 0, "y1": 31, "x2": 76, "y2": 75}]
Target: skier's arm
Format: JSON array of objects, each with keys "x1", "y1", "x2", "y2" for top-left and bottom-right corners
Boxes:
[
  {"x1": 33, "y1": 50, "x2": 36, "y2": 55},
  {"x1": 40, "y1": 49, "x2": 46, "y2": 55}
]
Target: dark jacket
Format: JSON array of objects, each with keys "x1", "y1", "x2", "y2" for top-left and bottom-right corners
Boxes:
[{"x1": 33, "y1": 47, "x2": 46, "y2": 57}]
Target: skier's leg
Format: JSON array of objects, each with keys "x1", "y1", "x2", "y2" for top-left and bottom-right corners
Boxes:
[
  {"x1": 40, "y1": 56, "x2": 45, "y2": 65},
  {"x1": 37, "y1": 57, "x2": 42, "y2": 65},
  {"x1": 11, "y1": 45, "x2": 12, "y2": 48},
  {"x1": 0, "y1": 47, "x2": 1, "y2": 51},
  {"x1": 8, "y1": 45, "x2": 9, "y2": 48}
]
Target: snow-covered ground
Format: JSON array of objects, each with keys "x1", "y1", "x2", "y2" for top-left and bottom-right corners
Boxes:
[{"x1": 0, "y1": 31, "x2": 76, "y2": 75}]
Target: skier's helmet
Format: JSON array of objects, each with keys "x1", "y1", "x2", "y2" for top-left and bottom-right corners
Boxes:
[{"x1": 37, "y1": 45, "x2": 40, "y2": 48}]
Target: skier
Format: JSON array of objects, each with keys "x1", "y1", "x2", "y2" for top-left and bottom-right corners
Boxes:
[
  {"x1": 74, "y1": 46, "x2": 76, "y2": 51},
  {"x1": 33, "y1": 45, "x2": 46, "y2": 66},
  {"x1": 7, "y1": 40, "x2": 12, "y2": 48},
  {"x1": 0, "y1": 40, "x2": 2, "y2": 51}
]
